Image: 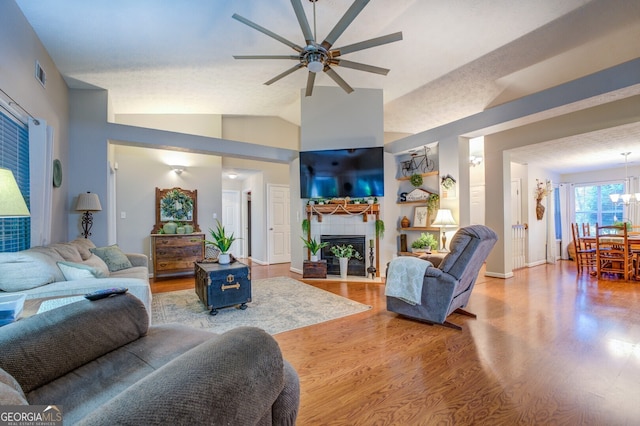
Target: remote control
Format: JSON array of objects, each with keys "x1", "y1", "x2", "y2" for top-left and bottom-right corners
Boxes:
[{"x1": 84, "y1": 287, "x2": 128, "y2": 301}]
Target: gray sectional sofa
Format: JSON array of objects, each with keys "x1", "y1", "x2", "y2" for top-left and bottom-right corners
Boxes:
[
  {"x1": 0, "y1": 239, "x2": 152, "y2": 316},
  {"x1": 0, "y1": 293, "x2": 299, "y2": 424}
]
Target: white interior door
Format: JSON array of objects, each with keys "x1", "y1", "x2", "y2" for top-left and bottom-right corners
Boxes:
[
  {"x1": 511, "y1": 179, "x2": 522, "y2": 225},
  {"x1": 268, "y1": 184, "x2": 290, "y2": 264},
  {"x1": 470, "y1": 184, "x2": 485, "y2": 225},
  {"x1": 222, "y1": 190, "x2": 241, "y2": 257}
]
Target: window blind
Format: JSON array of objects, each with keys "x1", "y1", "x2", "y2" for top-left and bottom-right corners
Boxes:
[{"x1": 0, "y1": 109, "x2": 30, "y2": 252}]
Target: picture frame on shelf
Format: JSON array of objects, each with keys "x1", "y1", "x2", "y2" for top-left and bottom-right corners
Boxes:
[{"x1": 413, "y1": 206, "x2": 429, "y2": 228}]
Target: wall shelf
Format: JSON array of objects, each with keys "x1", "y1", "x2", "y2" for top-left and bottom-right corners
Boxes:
[{"x1": 396, "y1": 171, "x2": 438, "y2": 181}]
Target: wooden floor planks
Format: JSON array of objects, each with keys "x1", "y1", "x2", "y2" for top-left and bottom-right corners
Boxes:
[{"x1": 152, "y1": 260, "x2": 640, "y2": 425}]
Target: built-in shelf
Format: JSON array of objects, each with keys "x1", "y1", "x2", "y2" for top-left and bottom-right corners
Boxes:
[
  {"x1": 396, "y1": 171, "x2": 438, "y2": 181},
  {"x1": 397, "y1": 200, "x2": 428, "y2": 205}
]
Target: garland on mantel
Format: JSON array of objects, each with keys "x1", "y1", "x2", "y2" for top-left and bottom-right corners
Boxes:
[{"x1": 309, "y1": 204, "x2": 373, "y2": 216}]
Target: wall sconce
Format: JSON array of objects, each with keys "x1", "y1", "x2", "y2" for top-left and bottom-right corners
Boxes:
[
  {"x1": 469, "y1": 155, "x2": 483, "y2": 167},
  {"x1": 75, "y1": 192, "x2": 102, "y2": 238},
  {"x1": 170, "y1": 165, "x2": 186, "y2": 175},
  {"x1": 0, "y1": 168, "x2": 30, "y2": 217}
]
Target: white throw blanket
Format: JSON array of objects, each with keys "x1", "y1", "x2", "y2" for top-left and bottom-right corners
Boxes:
[{"x1": 385, "y1": 257, "x2": 431, "y2": 305}]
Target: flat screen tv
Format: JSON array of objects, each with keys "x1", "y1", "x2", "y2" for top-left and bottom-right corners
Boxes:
[{"x1": 299, "y1": 147, "x2": 384, "y2": 199}]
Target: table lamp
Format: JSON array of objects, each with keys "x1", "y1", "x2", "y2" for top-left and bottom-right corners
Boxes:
[
  {"x1": 431, "y1": 208, "x2": 457, "y2": 252},
  {"x1": 75, "y1": 192, "x2": 102, "y2": 238},
  {"x1": 0, "y1": 168, "x2": 30, "y2": 217}
]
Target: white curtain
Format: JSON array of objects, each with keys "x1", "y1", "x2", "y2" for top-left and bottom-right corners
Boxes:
[
  {"x1": 628, "y1": 176, "x2": 640, "y2": 225},
  {"x1": 546, "y1": 180, "x2": 556, "y2": 264},
  {"x1": 28, "y1": 118, "x2": 53, "y2": 247},
  {"x1": 558, "y1": 183, "x2": 572, "y2": 259}
]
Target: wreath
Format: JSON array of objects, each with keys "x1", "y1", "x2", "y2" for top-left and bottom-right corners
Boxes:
[
  {"x1": 161, "y1": 189, "x2": 193, "y2": 221},
  {"x1": 410, "y1": 173, "x2": 423, "y2": 187},
  {"x1": 441, "y1": 174, "x2": 457, "y2": 189}
]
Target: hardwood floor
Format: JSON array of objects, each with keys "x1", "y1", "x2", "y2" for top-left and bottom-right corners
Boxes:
[{"x1": 151, "y1": 261, "x2": 640, "y2": 425}]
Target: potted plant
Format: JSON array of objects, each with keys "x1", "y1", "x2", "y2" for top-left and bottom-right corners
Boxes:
[
  {"x1": 330, "y1": 244, "x2": 363, "y2": 279},
  {"x1": 411, "y1": 232, "x2": 438, "y2": 253},
  {"x1": 301, "y1": 237, "x2": 329, "y2": 261},
  {"x1": 199, "y1": 220, "x2": 237, "y2": 264},
  {"x1": 426, "y1": 193, "x2": 440, "y2": 216}
]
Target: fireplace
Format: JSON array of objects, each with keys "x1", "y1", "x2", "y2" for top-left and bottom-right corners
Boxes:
[{"x1": 320, "y1": 235, "x2": 366, "y2": 276}]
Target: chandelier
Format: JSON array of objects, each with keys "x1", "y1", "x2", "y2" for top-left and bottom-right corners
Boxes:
[{"x1": 609, "y1": 152, "x2": 640, "y2": 205}]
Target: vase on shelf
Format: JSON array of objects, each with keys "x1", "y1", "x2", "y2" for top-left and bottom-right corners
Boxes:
[
  {"x1": 162, "y1": 221, "x2": 177, "y2": 234},
  {"x1": 401, "y1": 216, "x2": 410, "y2": 228},
  {"x1": 184, "y1": 224, "x2": 194, "y2": 234},
  {"x1": 176, "y1": 226, "x2": 185, "y2": 234},
  {"x1": 339, "y1": 257, "x2": 349, "y2": 279}
]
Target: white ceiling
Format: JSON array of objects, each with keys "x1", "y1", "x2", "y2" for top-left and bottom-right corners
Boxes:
[{"x1": 15, "y1": 0, "x2": 640, "y2": 175}]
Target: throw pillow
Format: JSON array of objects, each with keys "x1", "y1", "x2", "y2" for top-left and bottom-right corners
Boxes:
[
  {"x1": 50, "y1": 243, "x2": 83, "y2": 263},
  {"x1": 83, "y1": 254, "x2": 110, "y2": 277},
  {"x1": 89, "y1": 245, "x2": 132, "y2": 272},
  {"x1": 57, "y1": 261, "x2": 107, "y2": 280},
  {"x1": 0, "y1": 252, "x2": 59, "y2": 291},
  {"x1": 69, "y1": 238, "x2": 96, "y2": 260}
]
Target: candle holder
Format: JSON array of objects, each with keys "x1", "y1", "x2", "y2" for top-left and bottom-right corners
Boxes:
[{"x1": 367, "y1": 246, "x2": 377, "y2": 279}]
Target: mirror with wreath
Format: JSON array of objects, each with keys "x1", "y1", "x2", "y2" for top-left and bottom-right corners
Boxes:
[{"x1": 152, "y1": 187, "x2": 200, "y2": 234}]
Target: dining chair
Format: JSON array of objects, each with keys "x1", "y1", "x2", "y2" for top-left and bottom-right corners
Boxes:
[
  {"x1": 581, "y1": 223, "x2": 594, "y2": 249},
  {"x1": 595, "y1": 223, "x2": 634, "y2": 280},
  {"x1": 571, "y1": 223, "x2": 596, "y2": 274}
]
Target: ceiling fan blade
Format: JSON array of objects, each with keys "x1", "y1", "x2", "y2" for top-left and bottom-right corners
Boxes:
[
  {"x1": 234, "y1": 55, "x2": 299, "y2": 60},
  {"x1": 232, "y1": 13, "x2": 303, "y2": 52},
  {"x1": 305, "y1": 72, "x2": 316, "y2": 97},
  {"x1": 321, "y1": 0, "x2": 370, "y2": 50},
  {"x1": 291, "y1": 0, "x2": 314, "y2": 45},
  {"x1": 324, "y1": 66, "x2": 354, "y2": 94},
  {"x1": 330, "y1": 59, "x2": 389, "y2": 75},
  {"x1": 264, "y1": 63, "x2": 305, "y2": 86},
  {"x1": 334, "y1": 32, "x2": 403, "y2": 56}
]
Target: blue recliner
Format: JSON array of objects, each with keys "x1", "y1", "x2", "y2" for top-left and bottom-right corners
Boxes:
[{"x1": 386, "y1": 225, "x2": 498, "y2": 330}]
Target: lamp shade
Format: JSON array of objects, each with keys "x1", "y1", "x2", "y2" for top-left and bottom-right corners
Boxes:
[
  {"x1": 75, "y1": 192, "x2": 102, "y2": 212},
  {"x1": 431, "y1": 209, "x2": 457, "y2": 227},
  {"x1": 0, "y1": 168, "x2": 30, "y2": 217}
]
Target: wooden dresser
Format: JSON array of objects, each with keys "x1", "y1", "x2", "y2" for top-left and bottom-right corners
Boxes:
[{"x1": 151, "y1": 233, "x2": 204, "y2": 279}]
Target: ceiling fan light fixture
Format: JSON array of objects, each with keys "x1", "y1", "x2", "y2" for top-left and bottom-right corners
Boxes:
[{"x1": 308, "y1": 60, "x2": 324, "y2": 73}]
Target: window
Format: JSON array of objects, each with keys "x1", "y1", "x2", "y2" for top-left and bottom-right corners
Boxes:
[
  {"x1": 0, "y1": 110, "x2": 30, "y2": 252},
  {"x1": 574, "y1": 182, "x2": 624, "y2": 233}
]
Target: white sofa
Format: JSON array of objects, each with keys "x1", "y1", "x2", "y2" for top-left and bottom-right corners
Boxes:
[{"x1": 0, "y1": 239, "x2": 152, "y2": 316}]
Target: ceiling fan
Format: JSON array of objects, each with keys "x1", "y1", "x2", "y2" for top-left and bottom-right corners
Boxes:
[{"x1": 232, "y1": 0, "x2": 403, "y2": 96}]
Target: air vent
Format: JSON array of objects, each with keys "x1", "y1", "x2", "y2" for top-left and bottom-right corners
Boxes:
[{"x1": 35, "y1": 61, "x2": 46, "y2": 87}]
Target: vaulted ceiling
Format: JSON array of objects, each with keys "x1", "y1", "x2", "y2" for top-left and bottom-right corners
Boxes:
[{"x1": 15, "y1": 0, "x2": 640, "y2": 174}]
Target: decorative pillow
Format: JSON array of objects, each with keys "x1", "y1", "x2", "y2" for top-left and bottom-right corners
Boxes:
[
  {"x1": 83, "y1": 254, "x2": 110, "y2": 277},
  {"x1": 89, "y1": 245, "x2": 132, "y2": 272},
  {"x1": 57, "y1": 261, "x2": 107, "y2": 280},
  {"x1": 49, "y1": 243, "x2": 83, "y2": 263},
  {"x1": 69, "y1": 238, "x2": 96, "y2": 260},
  {"x1": 0, "y1": 252, "x2": 59, "y2": 291}
]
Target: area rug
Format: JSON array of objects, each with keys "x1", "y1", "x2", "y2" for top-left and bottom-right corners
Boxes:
[{"x1": 151, "y1": 276, "x2": 371, "y2": 334}]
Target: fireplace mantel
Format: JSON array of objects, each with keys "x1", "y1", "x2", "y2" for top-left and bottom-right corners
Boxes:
[
  {"x1": 306, "y1": 203, "x2": 379, "y2": 222},
  {"x1": 305, "y1": 203, "x2": 380, "y2": 277}
]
